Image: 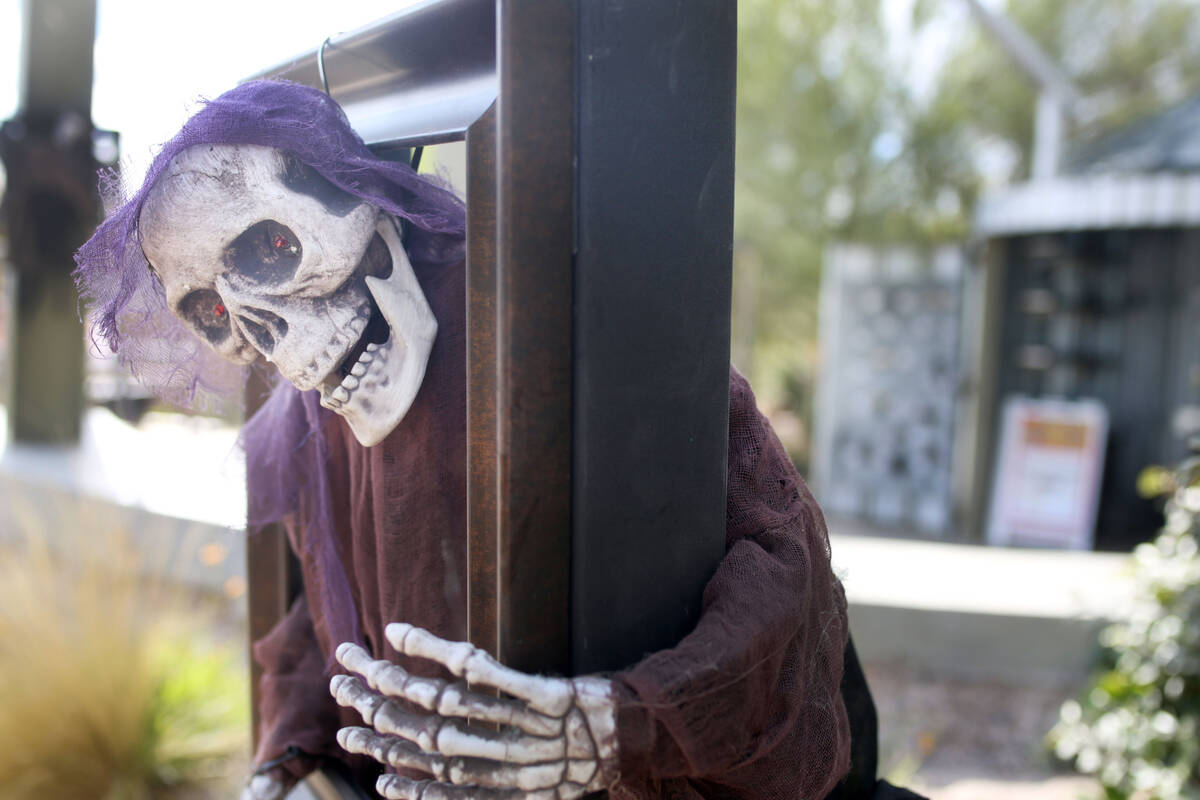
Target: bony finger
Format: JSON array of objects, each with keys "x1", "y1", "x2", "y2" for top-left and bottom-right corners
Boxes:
[
  {"x1": 374, "y1": 776, "x2": 430, "y2": 800},
  {"x1": 334, "y1": 642, "x2": 375, "y2": 674},
  {"x1": 442, "y1": 756, "x2": 566, "y2": 791},
  {"x1": 331, "y1": 675, "x2": 442, "y2": 752},
  {"x1": 339, "y1": 725, "x2": 570, "y2": 793},
  {"x1": 336, "y1": 641, "x2": 447, "y2": 712},
  {"x1": 437, "y1": 682, "x2": 561, "y2": 738},
  {"x1": 342, "y1": 727, "x2": 571, "y2": 793},
  {"x1": 329, "y1": 674, "x2": 387, "y2": 726},
  {"x1": 336, "y1": 727, "x2": 446, "y2": 780},
  {"x1": 241, "y1": 774, "x2": 286, "y2": 800},
  {"x1": 376, "y1": 775, "x2": 554, "y2": 800},
  {"x1": 341, "y1": 634, "x2": 562, "y2": 736},
  {"x1": 336, "y1": 690, "x2": 566, "y2": 766},
  {"x1": 432, "y1": 717, "x2": 566, "y2": 763},
  {"x1": 336, "y1": 644, "x2": 560, "y2": 737},
  {"x1": 386, "y1": 623, "x2": 573, "y2": 717}
]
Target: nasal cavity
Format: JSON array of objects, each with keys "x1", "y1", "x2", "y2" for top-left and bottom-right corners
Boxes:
[{"x1": 238, "y1": 310, "x2": 289, "y2": 355}]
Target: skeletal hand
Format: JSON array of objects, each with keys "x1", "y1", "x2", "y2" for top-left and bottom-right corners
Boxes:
[
  {"x1": 331, "y1": 623, "x2": 619, "y2": 799},
  {"x1": 240, "y1": 774, "x2": 286, "y2": 800}
]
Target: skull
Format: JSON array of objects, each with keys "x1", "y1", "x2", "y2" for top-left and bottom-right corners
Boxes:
[{"x1": 139, "y1": 144, "x2": 437, "y2": 446}]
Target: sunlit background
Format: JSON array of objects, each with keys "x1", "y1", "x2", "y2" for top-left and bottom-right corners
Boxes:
[
  {"x1": 2, "y1": 0, "x2": 1200, "y2": 798},
  {"x1": 0, "y1": 0, "x2": 423, "y2": 182}
]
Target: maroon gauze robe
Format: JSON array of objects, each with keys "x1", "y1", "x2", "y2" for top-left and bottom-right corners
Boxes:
[{"x1": 252, "y1": 256, "x2": 852, "y2": 799}]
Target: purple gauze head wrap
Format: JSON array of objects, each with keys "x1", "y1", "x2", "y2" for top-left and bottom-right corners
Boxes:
[{"x1": 74, "y1": 80, "x2": 467, "y2": 655}]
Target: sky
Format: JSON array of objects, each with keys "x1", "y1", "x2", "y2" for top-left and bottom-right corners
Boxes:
[{"x1": 0, "y1": 0, "x2": 421, "y2": 184}]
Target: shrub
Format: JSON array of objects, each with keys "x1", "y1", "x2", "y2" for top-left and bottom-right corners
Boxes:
[
  {"x1": 1049, "y1": 452, "x2": 1200, "y2": 798},
  {"x1": 0, "y1": 525, "x2": 248, "y2": 799}
]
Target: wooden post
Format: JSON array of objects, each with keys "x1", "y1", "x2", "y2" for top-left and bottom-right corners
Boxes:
[
  {"x1": 1, "y1": 0, "x2": 98, "y2": 444},
  {"x1": 488, "y1": 0, "x2": 575, "y2": 675}
]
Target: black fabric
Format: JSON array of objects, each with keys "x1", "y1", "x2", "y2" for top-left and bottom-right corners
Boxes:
[
  {"x1": 870, "y1": 782, "x2": 927, "y2": 800},
  {"x1": 824, "y1": 636, "x2": 879, "y2": 800},
  {"x1": 822, "y1": 637, "x2": 928, "y2": 800}
]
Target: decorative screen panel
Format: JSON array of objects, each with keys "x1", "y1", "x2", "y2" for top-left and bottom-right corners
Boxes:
[{"x1": 814, "y1": 245, "x2": 964, "y2": 534}]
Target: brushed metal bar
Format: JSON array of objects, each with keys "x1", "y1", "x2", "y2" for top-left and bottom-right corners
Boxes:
[{"x1": 250, "y1": 0, "x2": 496, "y2": 148}]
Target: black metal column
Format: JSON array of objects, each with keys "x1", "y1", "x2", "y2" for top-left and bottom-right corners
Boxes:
[{"x1": 571, "y1": 1, "x2": 736, "y2": 674}]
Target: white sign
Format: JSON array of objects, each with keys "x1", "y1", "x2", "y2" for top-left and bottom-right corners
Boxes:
[{"x1": 987, "y1": 397, "x2": 1108, "y2": 550}]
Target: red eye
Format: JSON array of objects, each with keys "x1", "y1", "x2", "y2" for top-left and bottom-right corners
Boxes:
[
  {"x1": 213, "y1": 303, "x2": 226, "y2": 317},
  {"x1": 272, "y1": 234, "x2": 290, "y2": 250}
]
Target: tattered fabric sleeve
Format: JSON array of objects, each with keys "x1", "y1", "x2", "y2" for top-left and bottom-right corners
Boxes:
[
  {"x1": 612, "y1": 368, "x2": 852, "y2": 800},
  {"x1": 251, "y1": 595, "x2": 340, "y2": 787},
  {"x1": 252, "y1": 594, "x2": 378, "y2": 790}
]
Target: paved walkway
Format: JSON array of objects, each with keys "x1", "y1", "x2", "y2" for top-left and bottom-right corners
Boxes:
[
  {"x1": 866, "y1": 661, "x2": 1100, "y2": 798},
  {"x1": 829, "y1": 521, "x2": 1121, "y2": 797}
]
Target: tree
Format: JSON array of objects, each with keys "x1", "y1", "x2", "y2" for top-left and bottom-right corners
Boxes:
[
  {"x1": 932, "y1": 0, "x2": 1200, "y2": 179},
  {"x1": 734, "y1": 0, "x2": 1200, "y2": 464}
]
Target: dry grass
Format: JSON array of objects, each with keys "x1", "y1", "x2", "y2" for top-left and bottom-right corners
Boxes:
[{"x1": 0, "y1": 503, "x2": 248, "y2": 799}]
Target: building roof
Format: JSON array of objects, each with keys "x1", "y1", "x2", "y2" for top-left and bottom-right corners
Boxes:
[
  {"x1": 976, "y1": 94, "x2": 1200, "y2": 236},
  {"x1": 1066, "y1": 93, "x2": 1200, "y2": 175}
]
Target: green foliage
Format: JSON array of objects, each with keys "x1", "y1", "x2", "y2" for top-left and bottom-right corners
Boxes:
[
  {"x1": 142, "y1": 634, "x2": 250, "y2": 794},
  {"x1": 1049, "y1": 453, "x2": 1200, "y2": 798},
  {"x1": 0, "y1": 528, "x2": 248, "y2": 800}
]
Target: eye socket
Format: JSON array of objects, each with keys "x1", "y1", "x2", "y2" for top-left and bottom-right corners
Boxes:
[
  {"x1": 280, "y1": 155, "x2": 362, "y2": 217},
  {"x1": 226, "y1": 219, "x2": 302, "y2": 285},
  {"x1": 178, "y1": 288, "x2": 231, "y2": 344}
]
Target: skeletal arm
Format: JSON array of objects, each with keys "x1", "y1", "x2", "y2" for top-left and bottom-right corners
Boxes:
[{"x1": 331, "y1": 623, "x2": 619, "y2": 799}]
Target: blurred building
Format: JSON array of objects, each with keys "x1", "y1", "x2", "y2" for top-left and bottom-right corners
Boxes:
[
  {"x1": 817, "y1": 94, "x2": 1200, "y2": 552},
  {"x1": 814, "y1": 245, "x2": 966, "y2": 537},
  {"x1": 973, "y1": 94, "x2": 1200, "y2": 550}
]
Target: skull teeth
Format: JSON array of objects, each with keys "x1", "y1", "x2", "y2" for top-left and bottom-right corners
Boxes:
[{"x1": 321, "y1": 335, "x2": 392, "y2": 411}]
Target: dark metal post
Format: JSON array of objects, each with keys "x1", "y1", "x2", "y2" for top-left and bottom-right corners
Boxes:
[
  {"x1": 570, "y1": 0, "x2": 736, "y2": 673},
  {"x1": 1, "y1": 0, "x2": 99, "y2": 444}
]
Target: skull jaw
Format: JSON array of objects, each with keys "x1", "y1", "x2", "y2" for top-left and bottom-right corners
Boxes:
[{"x1": 319, "y1": 218, "x2": 437, "y2": 447}]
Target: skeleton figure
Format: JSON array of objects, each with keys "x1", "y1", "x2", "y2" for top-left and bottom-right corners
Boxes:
[
  {"x1": 137, "y1": 141, "x2": 620, "y2": 799},
  {"x1": 78, "y1": 81, "x2": 867, "y2": 800}
]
